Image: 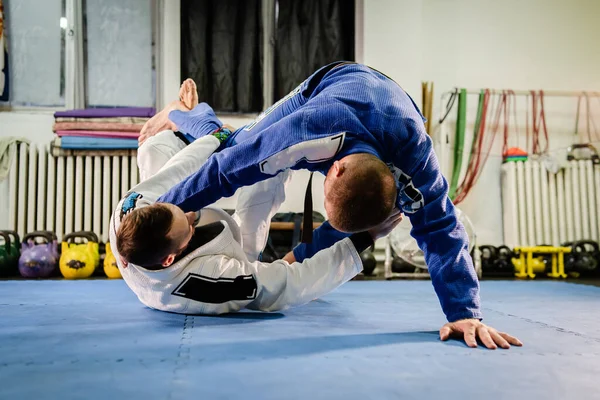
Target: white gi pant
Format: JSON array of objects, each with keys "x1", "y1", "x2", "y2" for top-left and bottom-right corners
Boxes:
[{"x1": 137, "y1": 130, "x2": 291, "y2": 262}]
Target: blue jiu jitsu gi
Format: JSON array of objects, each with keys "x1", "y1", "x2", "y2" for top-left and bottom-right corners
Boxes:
[{"x1": 158, "y1": 62, "x2": 481, "y2": 322}]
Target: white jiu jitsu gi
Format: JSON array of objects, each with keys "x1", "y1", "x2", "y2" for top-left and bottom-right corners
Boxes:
[{"x1": 108, "y1": 131, "x2": 366, "y2": 314}]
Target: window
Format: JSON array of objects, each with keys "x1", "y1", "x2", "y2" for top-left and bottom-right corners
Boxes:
[
  {"x1": 180, "y1": 0, "x2": 355, "y2": 114},
  {"x1": 1, "y1": 0, "x2": 66, "y2": 107},
  {"x1": 0, "y1": 0, "x2": 155, "y2": 109},
  {"x1": 83, "y1": 0, "x2": 154, "y2": 107}
]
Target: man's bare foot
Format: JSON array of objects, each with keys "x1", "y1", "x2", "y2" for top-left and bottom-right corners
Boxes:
[
  {"x1": 139, "y1": 100, "x2": 189, "y2": 145},
  {"x1": 179, "y1": 79, "x2": 199, "y2": 110}
]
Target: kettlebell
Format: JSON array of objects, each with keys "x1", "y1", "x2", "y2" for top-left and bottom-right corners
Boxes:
[
  {"x1": 4, "y1": 231, "x2": 21, "y2": 273},
  {"x1": 495, "y1": 246, "x2": 514, "y2": 273},
  {"x1": 18, "y1": 231, "x2": 59, "y2": 278},
  {"x1": 572, "y1": 241, "x2": 599, "y2": 273},
  {"x1": 479, "y1": 245, "x2": 497, "y2": 274},
  {"x1": 562, "y1": 242, "x2": 578, "y2": 273},
  {"x1": 360, "y1": 246, "x2": 377, "y2": 276},
  {"x1": 103, "y1": 242, "x2": 122, "y2": 279},
  {"x1": 0, "y1": 231, "x2": 13, "y2": 277},
  {"x1": 60, "y1": 231, "x2": 99, "y2": 279},
  {"x1": 391, "y1": 256, "x2": 415, "y2": 273},
  {"x1": 84, "y1": 231, "x2": 101, "y2": 268}
]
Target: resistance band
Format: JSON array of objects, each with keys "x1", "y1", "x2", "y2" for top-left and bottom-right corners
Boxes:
[
  {"x1": 449, "y1": 88, "x2": 467, "y2": 200},
  {"x1": 454, "y1": 90, "x2": 491, "y2": 205}
]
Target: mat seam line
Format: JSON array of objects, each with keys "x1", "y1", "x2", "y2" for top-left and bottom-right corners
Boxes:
[
  {"x1": 483, "y1": 307, "x2": 600, "y2": 343},
  {"x1": 167, "y1": 315, "x2": 194, "y2": 400}
]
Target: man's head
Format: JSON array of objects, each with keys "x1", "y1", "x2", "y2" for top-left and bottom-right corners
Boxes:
[
  {"x1": 116, "y1": 203, "x2": 196, "y2": 267},
  {"x1": 324, "y1": 153, "x2": 397, "y2": 233}
]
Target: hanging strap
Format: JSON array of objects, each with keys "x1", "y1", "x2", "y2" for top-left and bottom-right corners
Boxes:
[
  {"x1": 449, "y1": 88, "x2": 467, "y2": 200},
  {"x1": 301, "y1": 172, "x2": 314, "y2": 244}
]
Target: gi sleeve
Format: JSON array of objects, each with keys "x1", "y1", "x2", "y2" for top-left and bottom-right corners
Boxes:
[
  {"x1": 168, "y1": 102, "x2": 223, "y2": 140},
  {"x1": 157, "y1": 107, "x2": 343, "y2": 213},
  {"x1": 180, "y1": 236, "x2": 366, "y2": 314},
  {"x1": 110, "y1": 135, "x2": 221, "y2": 228},
  {"x1": 292, "y1": 221, "x2": 351, "y2": 261},
  {"x1": 398, "y1": 131, "x2": 481, "y2": 322}
]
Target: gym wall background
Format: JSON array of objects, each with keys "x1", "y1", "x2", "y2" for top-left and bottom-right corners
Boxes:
[{"x1": 1, "y1": 0, "x2": 599, "y2": 248}]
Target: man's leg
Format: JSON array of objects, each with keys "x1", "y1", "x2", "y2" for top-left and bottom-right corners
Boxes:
[
  {"x1": 137, "y1": 130, "x2": 187, "y2": 181},
  {"x1": 233, "y1": 170, "x2": 292, "y2": 262}
]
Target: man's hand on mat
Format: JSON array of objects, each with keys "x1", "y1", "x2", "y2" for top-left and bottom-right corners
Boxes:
[
  {"x1": 139, "y1": 100, "x2": 189, "y2": 145},
  {"x1": 439, "y1": 319, "x2": 523, "y2": 349}
]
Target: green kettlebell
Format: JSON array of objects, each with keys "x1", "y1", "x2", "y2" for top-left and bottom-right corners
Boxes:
[
  {"x1": 2, "y1": 231, "x2": 21, "y2": 274},
  {"x1": 0, "y1": 231, "x2": 13, "y2": 277}
]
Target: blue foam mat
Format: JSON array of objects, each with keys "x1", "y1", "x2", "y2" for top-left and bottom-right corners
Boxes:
[
  {"x1": 58, "y1": 136, "x2": 139, "y2": 149},
  {"x1": 1, "y1": 280, "x2": 599, "y2": 400}
]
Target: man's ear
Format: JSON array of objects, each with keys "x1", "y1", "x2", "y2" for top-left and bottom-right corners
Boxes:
[
  {"x1": 333, "y1": 160, "x2": 345, "y2": 177},
  {"x1": 162, "y1": 254, "x2": 176, "y2": 267},
  {"x1": 119, "y1": 256, "x2": 129, "y2": 268}
]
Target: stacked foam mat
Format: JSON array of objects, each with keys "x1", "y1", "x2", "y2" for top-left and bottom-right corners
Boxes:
[{"x1": 51, "y1": 107, "x2": 155, "y2": 153}]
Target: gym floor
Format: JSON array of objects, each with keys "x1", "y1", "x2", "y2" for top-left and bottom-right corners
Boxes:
[{"x1": 1, "y1": 279, "x2": 599, "y2": 400}]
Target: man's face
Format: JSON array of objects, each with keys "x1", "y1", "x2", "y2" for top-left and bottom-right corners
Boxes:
[{"x1": 163, "y1": 203, "x2": 196, "y2": 261}]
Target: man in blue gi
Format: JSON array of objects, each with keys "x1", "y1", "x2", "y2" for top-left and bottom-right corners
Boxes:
[{"x1": 130, "y1": 62, "x2": 522, "y2": 350}]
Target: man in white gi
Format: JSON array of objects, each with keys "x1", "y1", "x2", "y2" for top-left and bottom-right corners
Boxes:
[{"x1": 109, "y1": 119, "x2": 401, "y2": 315}]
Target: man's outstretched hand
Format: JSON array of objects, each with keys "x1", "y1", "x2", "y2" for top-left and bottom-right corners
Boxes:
[{"x1": 440, "y1": 319, "x2": 523, "y2": 349}]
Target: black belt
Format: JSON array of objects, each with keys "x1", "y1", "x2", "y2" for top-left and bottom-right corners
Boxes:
[
  {"x1": 174, "y1": 131, "x2": 191, "y2": 145},
  {"x1": 302, "y1": 172, "x2": 314, "y2": 244}
]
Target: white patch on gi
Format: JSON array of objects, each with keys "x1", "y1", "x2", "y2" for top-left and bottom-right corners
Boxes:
[
  {"x1": 387, "y1": 164, "x2": 424, "y2": 214},
  {"x1": 259, "y1": 133, "x2": 345, "y2": 175},
  {"x1": 244, "y1": 85, "x2": 302, "y2": 131}
]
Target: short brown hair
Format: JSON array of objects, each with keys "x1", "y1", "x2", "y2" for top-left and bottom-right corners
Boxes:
[
  {"x1": 328, "y1": 154, "x2": 396, "y2": 233},
  {"x1": 116, "y1": 203, "x2": 177, "y2": 267}
]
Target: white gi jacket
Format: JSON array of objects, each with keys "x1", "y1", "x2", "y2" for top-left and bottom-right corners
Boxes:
[{"x1": 109, "y1": 135, "x2": 364, "y2": 314}]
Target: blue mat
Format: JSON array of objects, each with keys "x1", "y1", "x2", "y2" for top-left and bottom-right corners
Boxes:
[
  {"x1": 57, "y1": 136, "x2": 139, "y2": 149},
  {"x1": 1, "y1": 280, "x2": 599, "y2": 400}
]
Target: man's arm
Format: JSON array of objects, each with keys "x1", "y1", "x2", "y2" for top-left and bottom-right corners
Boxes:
[
  {"x1": 398, "y1": 135, "x2": 481, "y2": 323},
  {"x1": 291, "y1": 221, "x2": 351, "y2": 262},
  {"x1": 157, "y1": 107, "x2": 346, "y2": 212},
  {"x1": 248, "y1": 233, "x2": 371, "y2": 312},
  {"x1": 110, "y1": 135, "x2": 221, "y2": 230},
  {"x1": 174, "y1": 232, "x2": 376, "y2": 315}
]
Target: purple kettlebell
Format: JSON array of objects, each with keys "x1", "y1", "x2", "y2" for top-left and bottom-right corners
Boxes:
[{"x1": 18, "y1": 231, "x2": 59, "y2": 278}]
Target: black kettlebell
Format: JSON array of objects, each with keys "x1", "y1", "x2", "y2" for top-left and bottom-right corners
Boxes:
[
  {"x1": 360, "y1": 246, "x2": 377, "y2": 276},
  {"x1": 479, "y1": 245, "x2": 497, "y2": 273},
  {"x1": 391, "y1": 256, "x2": 415, "y2": 273},
  {"x1": 573, "y1": 241, "x2": 599, "y2": 273},
  {"x1": 562, "y1": 242, "x2": 578, "y2": 273},
  {"x1": 494, "y1": 246, "x2": 514, "y2": 273}
]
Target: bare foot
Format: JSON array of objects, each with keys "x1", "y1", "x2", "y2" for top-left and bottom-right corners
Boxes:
[
  {"x1": 139, "y1": 100, "x2": 189, "y2": 145},
  {"x1": 179, "y1": 78, "x2": 199, "y2": 110}
]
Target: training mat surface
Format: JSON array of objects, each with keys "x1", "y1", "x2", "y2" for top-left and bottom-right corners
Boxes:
[{"x1": 1, "y1": 280, "x2": 599, "y2": 400}]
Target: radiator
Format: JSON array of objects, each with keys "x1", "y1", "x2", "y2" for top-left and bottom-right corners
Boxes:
[
  {"x1": 7, "y1": 143, "x2": 139, "y2": 243},
  {"x1": 501, "y1": 160, "x2": 600, "y2": 248}
]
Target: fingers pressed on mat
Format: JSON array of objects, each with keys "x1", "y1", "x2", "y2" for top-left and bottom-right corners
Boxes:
[
  {"x1": 490, "y1": 330, "x2": 511, "y2": 349},
  {"x1": 499, "y1": 332, "x2": 523, "y2": 346},
  {"x1": 477, "y1": 326, "x2": 497, "y2": 350},
  {"x1": 464, "y1": 327, "x2": 478, "y2": 348},
  {"x1": 439, "y1": 326, "x2": 451, "y2": 341}
]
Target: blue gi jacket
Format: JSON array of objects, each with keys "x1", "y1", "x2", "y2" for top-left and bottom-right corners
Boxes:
[{"x1": 158, "y1": 62, "x2": 481, "y2": 322}]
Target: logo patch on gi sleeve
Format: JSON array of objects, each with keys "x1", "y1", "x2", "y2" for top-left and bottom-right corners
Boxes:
[
  {"x1": 387, "y1": 165, "x2": 424, "y2": 214},
  {"x1": 120, "y1": 192, "x2": 143, "y2": 218}
]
